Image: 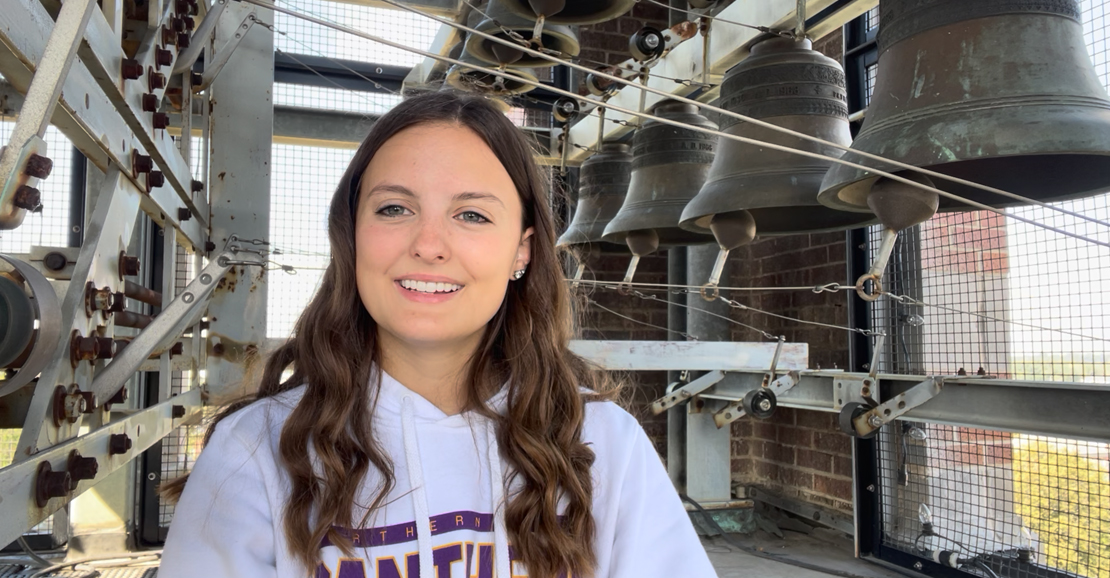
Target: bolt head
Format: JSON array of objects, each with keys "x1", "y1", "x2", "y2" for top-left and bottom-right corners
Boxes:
[
  {"x1": 153, "y1": 112, "x2": 170, "y2": 130},
  {"x1": 867, "y1": 414, "x2": 883, "y2": 428},
  {"x1": 43, "y1": 251, "x2": 68, "y2": 271},
  {"x1": 758, "y1": 399, "x2": 772, "y2": 412},
  {"x1": 147, "y1": 170, "x2": 166, "y2": 189},
  {"x1": 13, "y1": 185, "x2": 42, "y2": 211},
  {"x1": 643, "y1": 33, "x2": 661, "y2": 49},
  {"x1": 24, "y1": 154, "x2": 53, "y2": 179},
  {"x1": 914, "y1": 562, "x2": 923, "y2": 571}
]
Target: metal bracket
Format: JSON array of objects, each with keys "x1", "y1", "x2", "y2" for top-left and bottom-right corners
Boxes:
[
  {"x1": 713, "y1": 370, "x2": 800, "y2": 428},
  {"x1": 196, "y1": 12, "x2": 260, "y2": 91},
  {"x1": 650, "y1": 370, "x2": 725, "y2": 415},
  {"x1": 833, "y1": 375, "x2": 879, "y2": 411},
  {"x1": 845, "y1": 376, "x2": 944, "y2": 439}
]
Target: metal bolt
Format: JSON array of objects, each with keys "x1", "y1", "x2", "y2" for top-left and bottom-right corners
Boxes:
[
  {"x1": 132, "y1": 151, "x2": 154, "y2": 174},
  {"x1": 866, "y1": 484, "x2": 875, "y2": 492},
  {"x1": 156, "y1": 47, "x2": 173, "y2": 67},
  {"x1": 65, "y1": 394, "x2": 86, "y2": 421},
  {"x1": 73, "y1": 334, "x2": 100, "y2": 363},
  {"x1": 87, "y1": 282, "x2": 113, "y2": 313},
  {"x1": 147, "y1": 170, "x2": 165, "y2": 190},
  {"x1": 109, "y1": 433, "x2": 133, "y2": 455},
  {"x1": 178, "y1": 207, "x2": 192, "y2": 221},
  {"x1": 191, "y1": 71, "x2": 203, "y2": 87},
  {"x1": 78, "y1": 391, "x2": 97, "y2": 413},
  {"x1": 94, "y1": 337, "x2": 115, "y2": 359},
  {"x1": 13, "y1": 185, "x2": 42, "y2": 211},
  {"x1": 182, "y1": 16, "x2": 194, "y2": 29},
  {"x1": 177, "y1": 33, "x2": 191, "y2": 48},
  {"x1": 142, "y1": 93, "x2": 159, "y2": 113},
  {"x1": 109, "y1": 291, "x2": 126, "y2": 312},
  {"x1": 24, "y1": 153, "x2": 53, "y2": 179},
  {"x1": 120, "y1": 253, "x2": 141, "y2": 277},
  {"x1": 162, "y1": 27, "x2": 176, "y2": 45},
  {"x1": 172, "y1": 405, "x2": 186, "y2": 419},
  {"x1": 171, "y1": 17, "x2": 185, "y2": 31},
  {"x1": 643, "y1": 33, "x2": 661, "y2": 49},
  {"x1": 36, "y1": 462, "x2": 71, "y2": 507},
  {"x1": 121, "y1": 58, "x2": 144, "y2": 80},
  {"x1": 68, "y1": 451, "x2": 99, "y2": 489},
  {"x1": 191, "y1": 179, "x2": 204, "y2": 193},
  {"x1": 957, "y1": 367, "x2": 967, "y2": 376},
  {"x1": 107, "y1": 385, "x2": 128, "y2": 406},
  {"x1": 152, "y1": 112, "x2": 170, "y2": 129},
  {"x1": 148, "y1": 69, "x2": 166, "y2": 91},
  {"x1": 867, "y1": 414, "x2": 883, "y2": 428},
  {"x1": 758, "y1": 399, "x2": 772, "y2": 412},
  {"x1": 43, "y1": 251, "x2": 67, "y2": 271},
  {"x1": 913, "y1": 562, "x2": 923, "y2": 571},
  {"x1": 204, "y1": 241, "x2": 216, "y2": 252}
]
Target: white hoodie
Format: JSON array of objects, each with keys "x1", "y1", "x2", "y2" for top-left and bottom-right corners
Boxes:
[{"x1": 159, "y1": 370, "x2": 718, "y2": 577}]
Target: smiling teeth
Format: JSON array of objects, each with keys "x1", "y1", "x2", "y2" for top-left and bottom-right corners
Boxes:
[{"x1": 399, "y1": 279, "x2": 462, "y2": 294}]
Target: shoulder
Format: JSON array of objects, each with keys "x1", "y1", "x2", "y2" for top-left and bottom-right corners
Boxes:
[
  {"x1": 209, "y1": 384, "x2": 308, "y2": 452},
  {"x1": 580, "y1": 396, "x2": 650, "y2": 455}
]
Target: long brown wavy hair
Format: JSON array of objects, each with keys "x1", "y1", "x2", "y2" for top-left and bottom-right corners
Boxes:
[{"x1": 160, "y1": 90, "x2": 616, "y2": 578}]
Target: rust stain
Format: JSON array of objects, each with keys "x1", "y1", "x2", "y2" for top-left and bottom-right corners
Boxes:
[{"x1": 207, "y1": 333, "x2": 262, "y2": 367}]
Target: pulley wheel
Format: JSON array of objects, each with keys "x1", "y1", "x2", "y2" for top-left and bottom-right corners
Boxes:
[
  {"x1": 742, "y1": 389, "x2": 777, "y2": 420},
  {"x1": 0, "y1": 275, "x2": 34, "y2": 368},
  {"x1": 838, "y1": 402, "x2": 879, "y2": 439},
  {"x1": 552, "y1": 97, "x2": 580, "y2": 123},
  {"x1": 629, "y1": 27, "x2": 665, "y2": 62}
]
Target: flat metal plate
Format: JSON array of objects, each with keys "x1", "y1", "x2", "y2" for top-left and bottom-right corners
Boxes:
[{"x1": 569, "y1": 340, "x2": 809, "y2": 371}]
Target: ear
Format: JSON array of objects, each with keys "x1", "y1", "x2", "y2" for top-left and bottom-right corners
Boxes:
[{"x1": 513, "y1": 227, "x2": 535, "y2": 273}]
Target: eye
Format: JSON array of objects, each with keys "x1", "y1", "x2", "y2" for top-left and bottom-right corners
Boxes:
[
  {"x1": 458, "y1": 210, "x2": 490, "y2": 224},
  {"x1": 377, "y1": 204, "x2": 411, "y2": 218}
]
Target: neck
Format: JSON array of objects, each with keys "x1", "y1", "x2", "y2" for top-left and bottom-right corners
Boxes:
[{"x1": 377, "y1": 331, "x2": 482, "y2": 416}]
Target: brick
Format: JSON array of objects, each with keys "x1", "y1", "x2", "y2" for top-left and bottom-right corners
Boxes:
[
  {"x1": 753, "y1": 459, "x2": 780, "y2": 482},
  {"x1": 833, "y1": 456, "x2": 853, "y2": 478},
  {"x1": 797, "y1": 449, "x2": 833, "y2": 472},
  {"x1": 814, "y1": 475, "x2": 853, "y2": 501},
  {"x1": 731, "y1": 439, "x2": 752, "y2": 457},
  {"x1": 731, "y1": 457, "x2": 753, "y2": 474},
  {"x1": 730, "y1": 419, "x2": 753, "y2": 438},
  {"x1": 797, "y1": 410, "x2": 835, "y2": 431},
  {"x1": 781, "y1": 467, "x2": 814, "y2": 489},
  {"x1": 754, "y1": 421, "x2": 777, "y2": 441},
  {"x1": 777, "y1": 425, "x2": 813, "y2": 448},
  {"x1": 814, "y1": 432, "x2": 852, "y2": 456},
  {"x1": 760, "y1": 441, "x2": 795, "y2": 465},
  {"x1": 580, "y1": 31, "x2": 629, "y2": 54}
]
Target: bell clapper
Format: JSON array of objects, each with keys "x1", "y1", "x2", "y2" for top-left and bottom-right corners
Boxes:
[
  {"x1": 700, "y1": 248, "x2": 729, "y2": 302},
  {"x1": 701, "y1": 210, "x2": 756, "y2": 301},
  {"x1": 635, "y1": 68, "x2": 650, "y2": 127},
  {"x1": 700, "y1": 18, "x2": 711, "y2": 86},
  {"x1": 557, "y1": 130, "x2": 569, "y2": 175},
  {"x1": 856, "y1": 173, "x2": 940, "y2": 302},
  {"x1": 856, "y1": 227, "x2": 897, "y2": 302},
  {"x1": 570, "y1": 262, "x2": 585, "y2": 290},
  {"x1": 530, "y1": 14, "x2": 546, "y2": 50},
  {"x1": 619, "y1": 229, "x2": 660, "y2": 294}
]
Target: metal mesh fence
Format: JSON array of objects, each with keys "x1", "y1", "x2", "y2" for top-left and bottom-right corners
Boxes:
[
  {"x1": 273, "y1": 0, "x2": 441, "y2": 67},
  {"x1": 865, "y1": 4, "x2": 1110, "y2": 578},
  {"x1": 0, "y1": 120, "x2": 73, "y2": 254}
]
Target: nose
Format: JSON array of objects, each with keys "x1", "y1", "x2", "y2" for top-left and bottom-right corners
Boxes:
[{"x1": 410, "y1": 214, "x2": 450, "y2": 263}]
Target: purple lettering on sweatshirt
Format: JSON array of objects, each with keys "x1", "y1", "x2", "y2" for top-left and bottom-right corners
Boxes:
[{"x1": 320, "y1": 511, "x2": 495, "y2": 549}]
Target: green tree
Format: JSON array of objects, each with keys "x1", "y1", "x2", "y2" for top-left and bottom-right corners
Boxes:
[{"x1": 1013, "y1": 439, "x2": 1110, "y2": 578}]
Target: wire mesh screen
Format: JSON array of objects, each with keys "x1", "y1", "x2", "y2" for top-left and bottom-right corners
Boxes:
[
  {"x1": 273, "y1": 82, "x2": 402, "y2": 115},
  {"x1": 273, "y1": 0, "x2": 440, "y2": 67},
  {"x1": 876, "y1": 425, "x2": 1110, "y2": 578},
  {"x1": 0, "y1": 120, "x2": 73, "y2": 254},
  {"x1": 1085, "y1": 0, "x2": 1109, "y2": 89}
]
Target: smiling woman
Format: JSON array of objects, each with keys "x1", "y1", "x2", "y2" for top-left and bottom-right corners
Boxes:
[{"x1": 155, "y1": 90, "x2": 717, "y2": 578}]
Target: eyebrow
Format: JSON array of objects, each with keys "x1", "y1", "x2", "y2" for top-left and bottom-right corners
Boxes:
[{"x1": 366, "y1": 183, "x2": 506, "y2": 208}]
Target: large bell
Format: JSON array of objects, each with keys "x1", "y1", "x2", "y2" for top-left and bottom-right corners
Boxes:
[
  {"x1": 557, "y1": 142, "x2": 632, "y2": 248},
  {"x1": 819, "y1": 0, "x2": 1110, "y2": 213},
  {"x1": 498, "y1": 0, "x2": 635, "y2": 25},
  {"x1": 602, "y1": 99, "x2": 716, "y2": 254},
  {"x1": 680, "y1": 36, "x2": 877, "y2": 236},
  {"x1": 467, "y1": 1, "x2": 580, "y2": 67},
  {"x1": 446, "y1": 47, "x2": 539, "y2": 96}
]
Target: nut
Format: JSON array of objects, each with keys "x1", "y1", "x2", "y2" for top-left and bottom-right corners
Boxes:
[
  {"x1": 13, "y1": 185, "x2": 42, "y2": 211},
  {"x1": 86, "y1": 282, "x2": 114, "y2": 313},
  {"x1": 132, "y1": 151, "x2": 154, "y2": 174},
  {"x1": 43, "y1": 251, "x2": 68, "y2": 271},
  {"x1": 36, "y1": 462, "x2": 71, "y2": 507},
  {"x1": 152, "y1": 112, "x2": 169, "y2": 129},
  {"x1": 149, "y1": 69, "x2": 166, "y2": 91},
  {"x1": 178, "y1": 207, "x2": 192, "y2": 221},
  {"x1": 191, "y1": 179, "x2": 204, "y2": 193},
  {"x1": 68, "y1": 450, "x2": 99, "y2": 489},
  {"x1": 120, "y1": 253, "x2": 141, "y2": 277},
  {"x1": 109, "y1": 433, "x2": 133, "y2": 455},
  {"x1": 121, "y1": 58, "x2": 144, "y2": 80},
  {"x1": 172, "y1": 405, "x2": 186, "y2": 419},
  {"x1": 73, "y1": 333, "x2": 100, "y2": 363},
  {"x1": 24, "y1": 153, "x2": 53, "y2": 179},
  {"x1": 156, "y1": 47, "x2": 173, "y2": 67},
  {"x1": 162, "y1": 27, "x2": 177, "y2": 45},
  {"x1": 94, "y1": 337, "x2": 116, "y2": 359},
  {"x1": 142, "y1": 93, "x2": 159, "y2": 113},
  {"x1": 177, "y1": 33, "x2": 191, "y2": 48},
  {"x1": 191, "y1": 71, "x2": 202, "y2": 87},
  {"x1": 147, "y1": 170, "x2": 165, "y2": 189}
]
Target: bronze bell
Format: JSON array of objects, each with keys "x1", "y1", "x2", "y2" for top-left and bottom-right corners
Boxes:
[
  {"x1": 446, "y1": 47, "x2": 539, "y2": 96},
  {"x1": 557, "y1": 142, "x2": 632, "y2": 249},
  {"x1": 498, "y1": 0, "x2": 635, "y2": 25},
  {"x1": 467, "y1": 0, "x2": 580, "y2": 67},
  {"x1": 602, "y1": 99, "x2": 717, "y2": 253},
  {"x1": 680, "y1": 36, "x2": 877, "y2": 237},
  {"x1": 819, "y1": 0, "x2": 1110, "y2": 214}
]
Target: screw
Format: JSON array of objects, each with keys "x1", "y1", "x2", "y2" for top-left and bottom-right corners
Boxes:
[
  {"x1": 156, "y1": 47, "x2": 173, "y2": 67},
  {"x1": 643, "y1": 33, "x2": 660, "y2": 49},
  {"x1": 152, "y1": 112, "x2": 170, "y2": 129},
  {"x1": 43, "y1": 251, "x2": 67, "y2": 271},
  {"x1": 120, "y1": 253, "x2": 141, "y2": 277},
  {"x1": 13, "y1": 185, "x2": 42, "y2": 211},
  {"x1": 121, "y1": 59, "x2": 144, "y2": 80},
  {"x1": 142, "y1": 93, "x2": 159, "y2": 112},
  {"x1": 758, "y1": 399, "x2": 772, "y2": 412},
  {"x1": 132, "y1": 150, "x2": 154, "y2": 174},
  {"x1": 109, "y1": 433, "x2": 133, "y2": 455},
  {"x1": 36, "y1": 462, "x2": 71, "y2": 507},
  {"x1": 913, "y1": 562, "x2": 923, "y2": 571},
  {"x1": 24, "y1": 153, "x2": 53, "y2": 179},
  {"x1": 866, "y1": 484, "x2": 875, "y2": 492},
  {"x1": 147, "y1": 171, "x2": 165, "y2": 190},
  {"x1": 191, "y1": 179, "x2": 204, "y2": 193},
  {"x1": 68, "y1": 451, "x2": 99, "y2": 489},
  {"x1": 178, "y1": 207, "x2": 192, "y2": 221},
  {"x1": 867, "y1": 414, "x2": 883, "y2": 428},
  {"x1": 172, "y1": 405, "x2": 186, "y2": 419},
  {"x1": 149, "y1": 69, "x2": 166, "y2": 91}
]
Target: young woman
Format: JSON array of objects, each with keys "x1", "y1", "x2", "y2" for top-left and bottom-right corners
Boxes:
[{"x1": 157, "y1": 90, "x2": 717, "y2": 578}]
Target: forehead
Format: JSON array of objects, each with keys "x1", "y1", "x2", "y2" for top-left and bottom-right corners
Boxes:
[{"x1": 358, "y1": 122, "x2": 520, "y2": 203}]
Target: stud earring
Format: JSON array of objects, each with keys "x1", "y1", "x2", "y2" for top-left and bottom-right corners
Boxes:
[{"x1": 512, "y1": 268, "x2": 526, "y2": 280}]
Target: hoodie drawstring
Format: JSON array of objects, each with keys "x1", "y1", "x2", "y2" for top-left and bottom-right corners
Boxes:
[
  {"x1": 485, "y1": 420, "x2": 513, "y2": 578},
  {"x1": 401, "y1": 396, "x2": 435, "y2": 578}
]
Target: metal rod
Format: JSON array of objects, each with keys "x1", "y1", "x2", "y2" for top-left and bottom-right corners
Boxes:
[
  {"x1": 124, "y1": 280, "x2": 163, "y2": 307},
  {"x1": 114, "y1": 311, "x2": 153, "y2": 329}
]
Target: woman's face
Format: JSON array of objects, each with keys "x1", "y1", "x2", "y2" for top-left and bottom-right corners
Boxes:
[{"x1": 354, "y1": 122, "x2": 533, "y2": 352}]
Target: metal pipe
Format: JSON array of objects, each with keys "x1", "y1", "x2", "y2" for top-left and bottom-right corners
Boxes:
[
  {"x1": 172, "y1": 0, "x2": 228, "y2": 74},
  {"x1": 124, "y1": 280, "x2": 163, "y2": 307},
  {"x1": 114, "y1": 311, "x2": 153, "y2": 329},
  {"x1": 667, "y1": 246, "x2": 687, "y2": 490}
]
